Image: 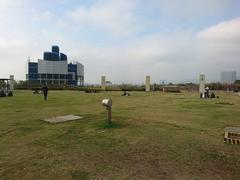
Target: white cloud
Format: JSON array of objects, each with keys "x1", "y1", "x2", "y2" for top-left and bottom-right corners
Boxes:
[
  {"x1": 32, "y1": 10, "x2": 54, "y2": 22},
  {"x1": 148, "y1": 0, "x2": 232, "y2": 19},
  {"x1": 194, "y1": 18, "x2": 240, "y2": 80},
  {"x1": 198, "y1": 18, "x2": 240, "y2": 43},
  {"x1": 70, "y1": 17, "x2": 240, "y2": 83},
  {"x1": 61, "y1": 31, "x2": 198, "y2": 83},
  {"x1": 0, "y1": 1, "x2": 239, "y2": 83},
  {"x1": 0, "y1": 0, "x2": 31, "y2": 79},
  {"x1": 67, "y1": 0, "x2": 139, "y2": 36}
]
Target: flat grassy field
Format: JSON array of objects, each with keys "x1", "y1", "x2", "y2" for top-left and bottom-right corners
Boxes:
[{"x1": 0, "y1": 90, "x2": 239, "y2": 179}]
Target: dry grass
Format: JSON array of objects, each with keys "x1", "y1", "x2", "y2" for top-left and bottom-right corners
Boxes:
[{"x1": 0, "y1": 90, "x2": 240, "y2": 179}]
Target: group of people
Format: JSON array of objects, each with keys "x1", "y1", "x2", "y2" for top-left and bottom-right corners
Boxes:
[
  {"x1": 41, "y1": 84, "x2": 221, "y2": 100},
  {"x1": 200, "y1": 86, "x2": 218, "y2": 99}
]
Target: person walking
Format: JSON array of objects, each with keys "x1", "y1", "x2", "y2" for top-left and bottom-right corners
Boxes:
[{"x1": 42, "y1": 84, "x2": 48, "y2": 101}]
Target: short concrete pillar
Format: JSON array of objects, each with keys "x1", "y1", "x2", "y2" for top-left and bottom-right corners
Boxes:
[
  {"x1": 101, "y1": 76, "x2": 106, "y2": 90},
  {"x1": 10, "y1": 75, "x2": 14, "y2": 91},
  {"x1": 199, "y1": 74, "x2": 205, "y2": 94},
  {"x1": 145, "y1": 76, "x2": 150, "y2": 92}
]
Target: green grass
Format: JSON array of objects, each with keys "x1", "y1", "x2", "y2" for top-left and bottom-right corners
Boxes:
[{"x1": 0, "y1": 90, "x2": 240, "y2": 179}]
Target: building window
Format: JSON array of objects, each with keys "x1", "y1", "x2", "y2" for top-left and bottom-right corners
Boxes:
[
  {"x1": 67, "y1": 74, "x2": 73, "y2": 80},
  {"x1": 53, "y1": 74, "x2": 59, "y2": 79},
  {"x1": 47, "y1": 74, "x2": 52, "y2": 79},
  {"x1": 41, "y1": 74, "x2": 46, "y2": 79},
  {"x1": 60, "y1": 74, "x2": 65, "y2": 79}
]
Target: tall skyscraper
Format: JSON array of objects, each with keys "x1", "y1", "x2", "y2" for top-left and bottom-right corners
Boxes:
[{"x1": 221, "y1": 71, "x2": 237, "y2": 84}]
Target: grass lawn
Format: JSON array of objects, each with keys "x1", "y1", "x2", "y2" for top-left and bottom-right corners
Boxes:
[{"x1": 0, "y1": 90, "x2": 240, "y2": 179}]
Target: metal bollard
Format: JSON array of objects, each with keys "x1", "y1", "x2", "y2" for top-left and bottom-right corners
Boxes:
[{"x1": 102, "y1": 99, "x2": 112, "y2": 124}]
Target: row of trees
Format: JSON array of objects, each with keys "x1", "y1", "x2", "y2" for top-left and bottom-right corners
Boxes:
[{"x1": 14, "y1": 80, "x2": 240, "y2": 91}]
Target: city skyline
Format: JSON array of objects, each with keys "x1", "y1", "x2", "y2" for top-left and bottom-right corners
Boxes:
[{"x1": 0, "y1": 0, "x2": 240, "y2": 84}]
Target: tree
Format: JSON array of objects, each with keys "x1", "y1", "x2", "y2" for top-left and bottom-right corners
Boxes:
[{"x1": 235, "y1": 80, "x2": 240, "y2": 84}]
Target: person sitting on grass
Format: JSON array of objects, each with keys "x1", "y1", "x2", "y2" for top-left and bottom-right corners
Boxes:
[
  {"x1": 210, "y1": 91, "x2": 215, "y2": 98},
  {"x1": 205, "y1": 87, "x2": 210, "y2": 98},
  {"x1": 122, "y1": 90, "x2": 130, "y2": 96}
]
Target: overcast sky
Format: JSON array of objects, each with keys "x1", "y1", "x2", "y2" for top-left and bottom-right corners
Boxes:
[{"x1": 0, "y1": 0, "x2": 240, "y2": 84}]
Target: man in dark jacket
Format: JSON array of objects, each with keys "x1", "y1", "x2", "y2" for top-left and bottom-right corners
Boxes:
[{"x1": 42, "y1": 84, "x2": 48, "y2": 101}]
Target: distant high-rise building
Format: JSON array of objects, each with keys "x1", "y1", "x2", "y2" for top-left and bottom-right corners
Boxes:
[
  {"x1": 26, "y1": 45, "x2": 84, "y2": 86},
  {"x1": 221, "y1": 71, "x2": 237, "y2": 84}
]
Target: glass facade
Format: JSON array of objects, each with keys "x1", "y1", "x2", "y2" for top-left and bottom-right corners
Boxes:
[
  {"x1": 26, "y1": 46, "x2": 84, "y2": 86},
  {"x1": 28, "y1": 62, "x2": 38, "y2": 81},
  {"x1": 27, "y1": 70, "x2": 82, "y2": 85}
]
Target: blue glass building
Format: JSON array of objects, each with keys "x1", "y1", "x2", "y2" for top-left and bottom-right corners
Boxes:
[{"x1": 26, "y1": 45, "x2": 84, "y2": 86}]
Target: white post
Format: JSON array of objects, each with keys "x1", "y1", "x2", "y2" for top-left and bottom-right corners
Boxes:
[
  {"x1": 145, "y1": 76, "x2": 150, "y2": 92},
  {"x1": 9, "y1": 75, "x2": 14, "y2": 91},
  {"x1": 101, "y1": 76, "x2": 106, "y2": 91},
  {"x1": 199, "y1": 74, "x2": 205, "y2": 95}
]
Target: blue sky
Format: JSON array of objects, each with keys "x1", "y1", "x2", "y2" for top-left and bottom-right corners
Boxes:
[{"x1": 0, "y1": 0, "x2": 240, "y2": 83}]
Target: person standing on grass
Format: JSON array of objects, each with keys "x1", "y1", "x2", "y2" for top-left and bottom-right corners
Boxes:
[{"x1": 42, "y1": 84, "x2": 48, "y2": 101}]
